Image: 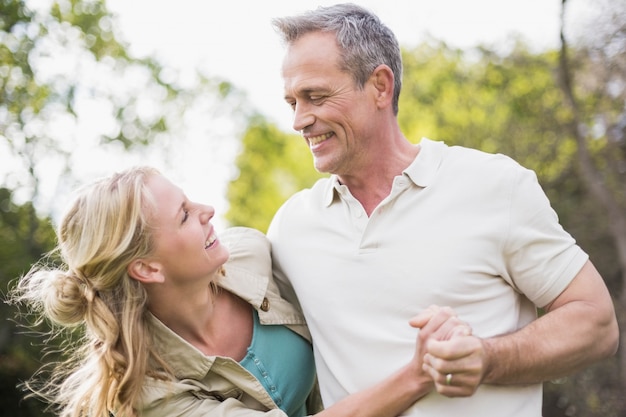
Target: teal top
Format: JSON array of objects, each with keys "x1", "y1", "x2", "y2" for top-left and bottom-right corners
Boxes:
[{"x1": 240, "y1": 309, "x2": 316, "y2": 416}]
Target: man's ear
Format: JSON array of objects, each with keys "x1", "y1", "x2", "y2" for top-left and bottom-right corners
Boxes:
[
  {"x1": 370, "y1": 64, "x2": 394, "y2": 110},
  {"x1": 127, "y1": 259, "x2": 165, "y2": 284}
]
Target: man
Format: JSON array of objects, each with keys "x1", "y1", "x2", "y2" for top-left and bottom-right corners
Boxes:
[{"x1": 266, "y1": 3, "x2": 619, "y2": 416}]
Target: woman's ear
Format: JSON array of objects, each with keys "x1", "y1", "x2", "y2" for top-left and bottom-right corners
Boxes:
[{"x1": 127, "y1": 259, "x2": 165, "y2": 284}]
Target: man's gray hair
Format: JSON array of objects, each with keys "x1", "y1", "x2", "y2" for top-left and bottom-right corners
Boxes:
[{"x1": 272, "y1": 3, "x2": 403, "y2": 115}]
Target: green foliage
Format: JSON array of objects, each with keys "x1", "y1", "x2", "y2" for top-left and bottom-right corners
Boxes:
[
  {"x1": 225, "y1": 115, "x2": 324, "y2": 232},
  {"x1": 0, "y1": 187, "x2": 57, "y2": 417},
  {"x1": 0, "y1": 189, "x2": 55, "y2": 280},
  {"x1": 399, "y1": 42, "x2": 577, "y2": 182},
  {"x1": 0, "y1": 0, "x2": 243, "y2": 210},
  {"x1": 0, "y1": 0, "x2": 246, "y2": 415},
  {"x1": 49, "y1": 0, "x2": 128, "y2": 60}
]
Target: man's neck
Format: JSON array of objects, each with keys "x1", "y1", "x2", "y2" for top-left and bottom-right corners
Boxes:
[{"x1": 338, "y1": 141, "x2": 420, "y2": 216}]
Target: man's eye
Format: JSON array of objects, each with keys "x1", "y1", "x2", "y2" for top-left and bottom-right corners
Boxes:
[{"x1": 182, "y1": 209, "x2": 189, "y2": 223}]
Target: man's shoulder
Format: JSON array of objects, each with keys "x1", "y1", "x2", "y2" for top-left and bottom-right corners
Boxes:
[
  {"x1": 440, "y1": 143, "x2": 528, "y2": 179},
  {"x1": 269, "y1": 177, "x2": 331, "y2": 234},
  {"x1": 282, "y1": 176, "x2": 332, "y2": 206}
]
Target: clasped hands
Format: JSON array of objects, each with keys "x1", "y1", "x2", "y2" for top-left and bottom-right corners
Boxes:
[{"x1": 409, "y1": 306, "x2": 486, "y2": 397}]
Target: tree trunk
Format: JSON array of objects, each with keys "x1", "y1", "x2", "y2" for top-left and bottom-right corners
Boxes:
[{"x1": 558, "y1": 0, "x2": 626, "y2": 385}]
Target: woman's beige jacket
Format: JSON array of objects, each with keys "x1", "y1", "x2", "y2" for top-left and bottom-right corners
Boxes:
[{"x1": 138, "y1": 227, "x2": 321, "y2": 416}]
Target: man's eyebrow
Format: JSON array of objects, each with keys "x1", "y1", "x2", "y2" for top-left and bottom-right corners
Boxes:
[{"x1": 286, "y1": 86, "x2": 326, "y2": 99}]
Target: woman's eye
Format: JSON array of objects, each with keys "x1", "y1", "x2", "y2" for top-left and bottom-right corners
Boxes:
[{"x1": 182, "y1": 209, "x2": 189, "y2": 223}]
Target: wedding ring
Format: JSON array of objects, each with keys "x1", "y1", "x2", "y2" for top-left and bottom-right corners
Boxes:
[{"x1": 446, "y1": 373, "x2": 453, "y2": 385}]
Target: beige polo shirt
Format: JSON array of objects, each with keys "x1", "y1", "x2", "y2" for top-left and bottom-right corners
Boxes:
[{"x1": 268, "y1": 138, "x2": 588, "y2": 417}]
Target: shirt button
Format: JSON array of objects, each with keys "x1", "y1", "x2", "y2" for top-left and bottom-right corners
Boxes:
[{"x1": 260, "y1": 297, "x2": 270, "y2": 311}]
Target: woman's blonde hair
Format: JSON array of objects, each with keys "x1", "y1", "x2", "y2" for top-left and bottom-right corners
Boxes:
[{"x1": 10, "y1": 166, "x2": 172, "y2": 417}]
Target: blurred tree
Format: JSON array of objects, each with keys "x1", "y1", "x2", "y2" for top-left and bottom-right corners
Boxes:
[
  {"x1": 0, "y1": 0, "x2": 248, "y2": 415},
  {"x1": 225, "y1": 115, "x2": 323, "y2": 232},
  {"x1": 548, "y1": 0, "x2": 626, "y2": 415},
  {"x1": 399, "y1": 41, "x2": 574, "y2": 180},
  {"x1": 0, "y1": 0, "x2": 246, "y2": 217},
  {"x1": 0, "y1": 187, "x2": 56, "y2": 416}
]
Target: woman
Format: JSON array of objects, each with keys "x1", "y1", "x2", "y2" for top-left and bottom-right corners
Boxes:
[{"x1": 10, "y1": 166, "x2": 468, "y2": 417}]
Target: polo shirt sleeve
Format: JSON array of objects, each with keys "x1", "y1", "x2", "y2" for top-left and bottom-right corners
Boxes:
[{"x1": 501, "y1": 165, "x2": 588, "y2": 308}]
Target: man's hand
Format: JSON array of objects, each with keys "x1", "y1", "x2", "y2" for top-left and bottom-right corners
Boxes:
[{"x1": 410, "y1": 306, "x2": 485, "y2": 397}]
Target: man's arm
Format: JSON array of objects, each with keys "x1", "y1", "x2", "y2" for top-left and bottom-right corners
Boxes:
[{"x1": 422, "y1": 260, "x2": 619, "y2": 396}]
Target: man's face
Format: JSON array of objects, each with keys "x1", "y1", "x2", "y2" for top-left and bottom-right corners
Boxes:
[{"x1": 281, "y1": 31, "x2": 378, "y2": 176}]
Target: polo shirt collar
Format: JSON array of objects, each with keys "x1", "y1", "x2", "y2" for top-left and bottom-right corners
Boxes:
[
  {"x1": 403, "y1": 138, "x2": 445, "y2": 188},
  {"x1": 322, "y1": 137, "x2": 445, "y2": 207},
  {"x1": 323, "y1": 176, "x2": 341, "y2": 207}
]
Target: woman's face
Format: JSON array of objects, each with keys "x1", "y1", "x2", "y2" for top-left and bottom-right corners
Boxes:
[{"x1": 146, "y1": 174, "x2": 229, "y2": 285}]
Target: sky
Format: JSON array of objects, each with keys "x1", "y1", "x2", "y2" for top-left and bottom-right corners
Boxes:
[{"x1": 14, "y1": 0, "x2": 590, "y2": 229}]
